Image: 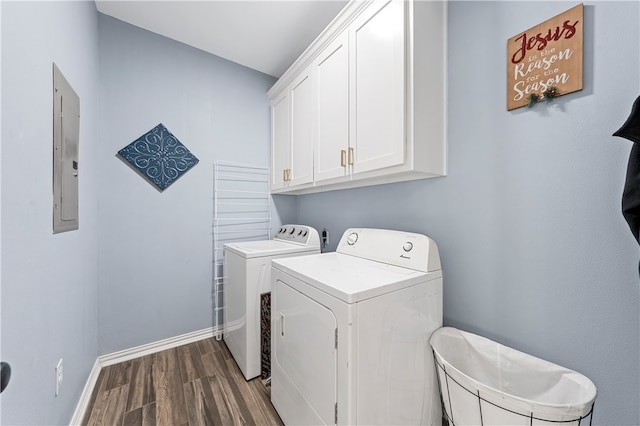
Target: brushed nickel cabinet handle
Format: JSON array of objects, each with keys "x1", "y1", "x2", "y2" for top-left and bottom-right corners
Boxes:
[
  {"x1": 340, "y1": 150, "x2": 346, "y2": 167},
  {"x1": 348, "y1": 147, "x2": 354, "y2": 166}
]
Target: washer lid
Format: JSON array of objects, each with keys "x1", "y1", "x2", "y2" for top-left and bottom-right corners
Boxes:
[
  {"x1": 224, "y1": 240, "x2": 319, "y2": 258},
  {"x1": 272, "y1": 253, "x2": 442, "y2": 303}
]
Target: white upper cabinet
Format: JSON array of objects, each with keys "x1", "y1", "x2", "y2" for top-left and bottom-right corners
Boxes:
[
  {"x1": 271, "y1": 91, "x2": 290, "y2": 191},
  {"x1": 269, "y1": 0, "x2": 446, "y2": 194},
  {"x1": 289, "y1": 71, "x2": 314, "y2": 187},
  {"x1": 270, "y1": 71, "x2": 314, "y2": 191},
  {"x1": 350, "y1": 0, "x2": 405, "y2": 175},
  {"x1": 314, "y1": 33, "x2": 350, "y2": 183}
]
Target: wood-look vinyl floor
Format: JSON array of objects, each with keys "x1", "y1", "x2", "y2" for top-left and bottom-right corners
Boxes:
[{"x1": 82, "y1": 338, "x2": 283, "y2": 426}]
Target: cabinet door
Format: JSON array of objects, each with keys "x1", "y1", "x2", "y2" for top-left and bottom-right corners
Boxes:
[
  {"x1": 271, "y1": 91, "x2": 291, "y2": 190},
  {"x1": 350, "y1": 0, "x2": 405, "y2": 175},
  {"x1": 314, "y1": 33, "x2": 350, "y2": 182},
  {"x1": 289, "y1": 72, "x2": 314, "y2": 187}
]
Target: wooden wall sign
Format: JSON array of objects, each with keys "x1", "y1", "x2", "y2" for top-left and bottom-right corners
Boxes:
[{"x1": 507, "y1": 4, "x2": 583, "y2": 110}]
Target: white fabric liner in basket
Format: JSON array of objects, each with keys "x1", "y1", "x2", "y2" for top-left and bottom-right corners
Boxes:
[{"x1": 430, "y1": 327, "x2": 597, "y2": 425}]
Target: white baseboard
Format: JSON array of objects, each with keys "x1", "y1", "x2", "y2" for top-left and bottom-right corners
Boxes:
[
  {"x1": 69, "y1": 326, "x2": 222, "y2": 425},
  {"x1": 69, "y1": 359, "x2": 101, "y2": 425},
  {"x1": 99, "y1": 326, "x2": 220, "y2": 367}
]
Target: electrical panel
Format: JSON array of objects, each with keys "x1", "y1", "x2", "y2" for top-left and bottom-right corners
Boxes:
[{"x1": 53, "y1": 63, "x2": 79, "y2": 233}]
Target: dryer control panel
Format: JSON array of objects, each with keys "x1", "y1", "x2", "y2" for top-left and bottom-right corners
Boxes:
[
  {"x1": 274, "y1": 225, "x2": 321, "y2": 247},
  {"x1": 337, "y1": 228, "x2": 441, "y2": 272}
]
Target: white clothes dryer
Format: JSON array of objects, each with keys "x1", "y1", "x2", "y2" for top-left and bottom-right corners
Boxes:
[
  {"x1": 223, "y1": 224, "x2": 320, "y2": 381},
  {"x1": 271, "y1": 228, "x2": 443, "y2": 425}
]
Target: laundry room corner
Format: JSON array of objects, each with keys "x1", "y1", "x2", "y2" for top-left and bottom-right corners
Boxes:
[
  {"x1": 294, "y1": 1, "x2": 640, "y2": 424},
  {"x1": 96, "y1": 14, "x2": 276, "y2": 355}
]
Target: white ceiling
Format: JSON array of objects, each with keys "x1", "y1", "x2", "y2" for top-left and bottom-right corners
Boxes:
[{"x1": 95, "y1": 0, "x2": 349, "y2": 78}]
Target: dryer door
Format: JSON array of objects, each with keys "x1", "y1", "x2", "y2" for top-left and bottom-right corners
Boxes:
[{"x1": 273, "y1": 279, "x2": 337, "y2": 425}]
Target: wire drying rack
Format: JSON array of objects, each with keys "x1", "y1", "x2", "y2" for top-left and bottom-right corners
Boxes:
[{"x1": 213, "y1": 161, "x2": 271, "y2": 339}]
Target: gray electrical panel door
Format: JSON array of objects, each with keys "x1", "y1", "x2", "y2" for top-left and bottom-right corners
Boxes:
[{"x1": 53, "y1": 63, "x2": 79, "y2": 233}]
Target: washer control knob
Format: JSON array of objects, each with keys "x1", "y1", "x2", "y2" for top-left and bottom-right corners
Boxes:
[
  {"x1": 289, "y1": 227, "x2": 295, "y2": 234},
  {"x1": 403, "y1": 242, "x2": 414, "y2": 252},
  {"x1": 347, "y1": 232, "x2": 358, "y2": 245}
]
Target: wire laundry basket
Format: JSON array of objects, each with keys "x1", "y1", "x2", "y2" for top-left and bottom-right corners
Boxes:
[{"x1": 430, "y1": 327, "x2": 597, "y2": 426}]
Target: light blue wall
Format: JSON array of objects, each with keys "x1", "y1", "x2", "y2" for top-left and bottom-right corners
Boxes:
[
  {"x1": 1, "y1": 1, "x2": 638, "y2": 424},
  {"x1": 97, "y1": 15, "x2": 280, "y2": 354},
  {"x1": 295, "y1": 1, "x2": 640, "y2": 424},
  {"x1": 1, "y1": 1, "x2": 100, "y2": 424}
]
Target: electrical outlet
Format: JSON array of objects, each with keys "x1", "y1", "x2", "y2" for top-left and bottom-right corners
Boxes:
[
  {"x1": 322, "y1": 228, "x2": 329, "y2": 248},
  {"x1": 55, "y1": 359, "x2": 63, "y2": 396}
]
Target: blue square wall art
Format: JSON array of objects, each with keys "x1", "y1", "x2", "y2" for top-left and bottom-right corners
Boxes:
[{"x1": 118, "y1": 123, "x2": 199, "y2": 191}]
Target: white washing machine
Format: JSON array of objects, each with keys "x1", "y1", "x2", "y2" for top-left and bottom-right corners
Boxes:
[
  {"x1": 271, "y1": 228, "x2": 443, "y2": 425},
  {"x1": 223, "y1": 224, "x2": 320, "y2": 381}
]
